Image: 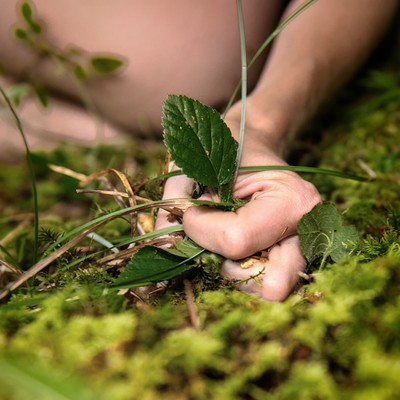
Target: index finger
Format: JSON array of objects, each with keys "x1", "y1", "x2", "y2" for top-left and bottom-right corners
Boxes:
[{"x1": 183, "y1": 192, "x2": 314, "y2": 260}]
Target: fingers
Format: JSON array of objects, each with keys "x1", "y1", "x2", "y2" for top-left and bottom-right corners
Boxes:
[
  {"x1": 220, "y1": 235, "x2": 306, "y2": 301},
  {"x1": 183, "y1": 171, "x2": 321, "y2": 260},
  {"x1": 154, "y1": 174, "x2": 195, "y2": 230},
  {"x1": 183, "y1": 197, "x2": 292, "y2": 259}
]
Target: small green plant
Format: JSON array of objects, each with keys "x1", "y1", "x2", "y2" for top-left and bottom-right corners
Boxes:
[
  {"x1": 163, "y1": 94, "x2": 238, "y2": 203},
  {"x1": 297, "y1": 203, "x2": 359, "y2": 269}
]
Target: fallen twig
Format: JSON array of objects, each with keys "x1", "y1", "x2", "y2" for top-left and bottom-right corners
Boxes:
[{"x1": 184, "y1": 279, "x2": 200, "y2": 330}]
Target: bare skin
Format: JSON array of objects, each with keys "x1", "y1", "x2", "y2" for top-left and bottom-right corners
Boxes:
[
  {"x1": 0, "y1": 1, "x2": 280, "y2": 138},
  {"x1": 1, "y1": 0, "x2": 398, "y2": 300}
]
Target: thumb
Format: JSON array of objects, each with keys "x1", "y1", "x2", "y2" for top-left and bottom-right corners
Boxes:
[{"x1": 220, "y1": 235, "x2": 306, "y2": 301}]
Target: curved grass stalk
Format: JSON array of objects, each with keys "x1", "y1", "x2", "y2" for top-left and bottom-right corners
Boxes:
[
  {"x1": 0, "y1": 86, "x2": 39, "y2": 262},
  {"x1": 0, "y1": 191, "x2": 248, "y2": 299},
  {"x1": 223, "y1": 0, "x2": 317, "y2": 116},
  {"x1": 233, "y1": 0, "x2": 247, "y2": 184},
  {"x1": 0, "y1": 199, "x2": 188, "y2": 300},
  {"x1": 149, "y1": 165, "x2": 369, "y2": 183},
  {"x1": 44, "y1": 228, "x2": 183, "y2": 283},
  {"x1": 42, "y1": 199, "x2": 189, "y2": 257},
  {"x1": 86, "y1": 232, "x2": 120, "y2": 254},
  {"x1": 238, "y1": 165, "x2": 369, "y2": 182}
]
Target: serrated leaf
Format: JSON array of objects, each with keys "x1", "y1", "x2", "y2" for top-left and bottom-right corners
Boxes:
[
  {"x1": 297, "y1": 203, "x2": 359, "y2": 265},
  {"x1": 110, "y1": 246, "x2": 195, "y2": 289},
  {"x1": 90, "y1": 56, "x2": 124, "y2": 74},
  {"x1": 162, "y1": 95, "x2": 238, "y2": 198}
]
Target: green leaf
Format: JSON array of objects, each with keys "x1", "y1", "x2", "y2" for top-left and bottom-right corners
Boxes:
[
  {"x1": 90, "y1": 56, "x2": 124, "y2": 74},
  {"x1": 20, "y1": 2, "x2": 42, "y2": 34},
  {"x1": 34, "y1": 85, "x2": 48, "y2": 107},
  {"x1": 110, "y1": 246, "x2": 196, "y2": 289},
  {"x1": 29, "y1": 21, "x2": 42, "y2": 34},
  {"x1": 14, "y1": 27, "x2": 27, "y2": 39},
  {"x1": 5, "y1": 83, "x2": 32, "y2": 106},
  {"x1": 162, "y1": 95, "x2": 238, "y2": 202},
  {"x1": 21, "y1": 2, "x2": 33, "y2": 22},
  {"x1": 74, "y1": 65, "x2": 87, "y2": 81},
  {"x1": 297, "y1": 203, "x2": 359, "y2": 265}
]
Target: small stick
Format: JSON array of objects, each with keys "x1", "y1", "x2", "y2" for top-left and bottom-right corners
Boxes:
[
  {"x1": 0, "y1": 218, "x2": 31, "y2": 249},
  {"x1": 183, "y1": 279, "x2": 200, "y2": 330},
  {"x1": 357, "y1": 159, "x2": 377, "y2": 180}
]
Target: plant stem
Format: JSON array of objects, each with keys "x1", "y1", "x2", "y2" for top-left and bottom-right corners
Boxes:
[
  {"x1": 0, "y1": 86, "x2": 39, "y2": 263},
  {"x1": 233, "y1": 0, "x2": 247, "y2": 184},
  {"x1": 151, "y1": 165, "x2": 369, "y2": 183},
  {"x1": 223, "y1": 0, "x2": 317, "y2": 116}
]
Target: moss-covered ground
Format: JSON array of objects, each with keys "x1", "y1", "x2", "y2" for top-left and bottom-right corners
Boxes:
[{"x1": 1, "y1": 29, "x2": 400, "y2": 400}]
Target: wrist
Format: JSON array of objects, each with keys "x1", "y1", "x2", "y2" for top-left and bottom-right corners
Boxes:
[
  {"x1": 223, "y1": 119, "x2": 288, "y2": 168},
  {"x1": 225, "y1": 57, "x2": 319, "y2": 156},
  {"x1": 224, "y1": 99, "x2": 289, "y2": 162}
]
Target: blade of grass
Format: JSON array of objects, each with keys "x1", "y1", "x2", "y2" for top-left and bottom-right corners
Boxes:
[
  {"x1": 0, "y1": 199, "x2": 188, "y2": 300},
  {"x1": 233, "y1": 0, "x2": 247, "y2": 184},
  {"x1": 43, "y1": 232, "x2": 183, "y2": 283},
  {"x1": 86, "y1": 232, "x2": 120, "y2": 253},
  {"x1": 239, "y1": 165, "x2": 369, "y2": 182},
  {"x1": 149, "y1": 165, "x2": 369, "y2": 183},
  {"x1": 41, "y1": 198, "x2": 190, "y2": 256},
  {"x1": 0, "y1": 86, "x2": 39, "y2": 262}
]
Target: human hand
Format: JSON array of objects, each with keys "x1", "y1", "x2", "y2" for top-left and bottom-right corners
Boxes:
[
  {"x1": 183, "y1": 165, "x2": 321, "y2": 301},
  {"x1": 156, "y1": 119, "x2": 321, "y2": 301}
]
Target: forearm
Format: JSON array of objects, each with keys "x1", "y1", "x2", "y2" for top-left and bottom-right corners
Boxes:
[{"x1": 227, "y1": 0, "x2": 398, "y2": 157}]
